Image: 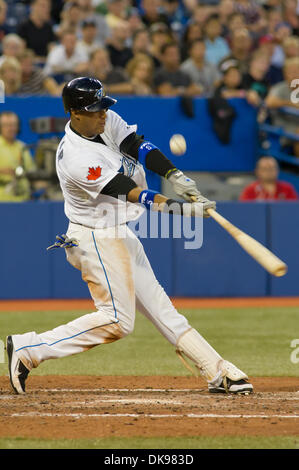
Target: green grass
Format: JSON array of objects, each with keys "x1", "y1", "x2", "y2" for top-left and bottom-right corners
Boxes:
[
  {"x1": 0, "y1": 436, "x2": 299, "y2": 449},
  {"x1": 1, "y1": 306, "x2": 299, "y2": 377}
]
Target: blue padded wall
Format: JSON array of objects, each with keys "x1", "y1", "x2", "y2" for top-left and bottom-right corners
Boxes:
[
  {"x1": 269, "y1": 202, "x2": 299, "y2": 296},
  {"x1": 0, "y1": 201, "x2": 296, "y2": 299},
  {"x1": 173, "y1": 202, "x2": 268, "y2": 297}
]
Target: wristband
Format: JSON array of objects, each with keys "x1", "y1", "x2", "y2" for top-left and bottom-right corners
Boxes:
[
  {"x1": 165, "y1": 168, "x2": 178, "y2": 179},
  {"x1": 138, "y1": 189, "x2": 159, "y2": 209},
  {"x1": 164, "y1": 198, "x2": 185, "y2": 215},
  {"x1": 138, "y1": 141, "x2": 159, "y2": 167}
]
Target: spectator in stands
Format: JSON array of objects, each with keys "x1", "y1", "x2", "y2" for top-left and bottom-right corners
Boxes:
[
  {"x1": 17, "y1": 0, "x2": 57, "y2": 62},
  {"x1": 265, "y1": 57, "x2": 299, "y2": 157},
  {"x1": 214, "y1": 59, "x2": 247, "y2": 99},
  {"x1": 224, "y1": 12, "x2": 246, "y2": 41},
  {"x1": 218, "y1": 0, "x2": 235, "y2": 31},
  {"x1": 234, "y1": 0, "x2": 261, "y2": 26},
  {"x1": 203, "y1": 14, "x2": 230, "y2": 66},
  {"x1": 154, "y1": 41, "x2": 202, "y2": 96},
  {"x1": 221, "y1": 28, "x2": 252, "y2": 74},
  {"x1": 105, "y1": 0, "x2": 127, "y2": 29},
  {"x1": 239, "y1": 156, "x2": 299, "y2": 200},
  {"x1": 126, "y1": 53, "x2": 154, "y2": 95},
  {"x1": 270, "y1": 22, "x2": 292, "y2": 70},
  {"x1": 149, "y1": 22, "x2": 172, "y2": 68},
  {"x1": 267, "y1": 8, "x2": 283, "y2": 36},
  {"x1": 141, "y1": 0, "x2": 169, "y2": 28},
  {"x1": 180, "y1": 21, "x2": 202, "y2": 61},
  {"x1": 18, "y1": 49, "x2": 60, "y2": 96},
  {"x1": 43, "y1": 29, "x2": 89, "y2": 80},
  {"x1": 0, "y1": 34, "x2": 25, "y2": 67},
  {"x1": 235, "y1": 0, "x2": 266, "y2": 36},
  {"x1": 78, "y1": 0, "x2": 110, "y2": 46},
  {"x1": 89, "y1": 47, "x2": 133, "y2": 94},
  {"x1": 242, "y1": 51, "x2": 271, "y2": 100},
  {"x1": 180, "y1": 39, "x2": 220, "y2": 96},
  {"x1": 77, "y1": 20, "x2": 102, "y2": 56},
  {"x1": 282, "y1": 0, "x2": 299, "y2": 35},
  {"x1": 127, "y1": 7, "x2": 145, "y2": 37},
  {"x1": 191, "y1": 4, "x2": 215, "y2": 30},
  {"x1": 0, "y1": 111, "x2": 36, "y2": 201},
  {"x1": 0, "y1": 0, "x2": 8, "y2": 52},
  {"x1": 106, "y1": 21, "x2": 133, "y2": 68},
  {"x1": 161, "y1": 0, "x2": 189, "y2": 36},
  {"x1": 0, "y1": 57, "x2": 22, "y2": 95},
  {"x1": 267, "y1": 33, "x2": 299, "y2": 84},
  {"x1": 132, "y1": 28, "x2": 151, "y2": 57},
  {"x1": 55, "y1": 2, "x2": 83, "y2": 40},
  {"x1": 283, "y1": 36, "x2": 299, "y2": 60}
]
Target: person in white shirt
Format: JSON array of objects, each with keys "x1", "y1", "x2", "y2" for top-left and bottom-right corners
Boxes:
[
  {"x1": 77, "y1": 19, "x2": 103, "y2": 57},
  {"x1": 44, "y1": 29, "x2": 89, "y2": 77},
  {"x1": 6, "y1": 77, "x2": 253, "y2": 397}
]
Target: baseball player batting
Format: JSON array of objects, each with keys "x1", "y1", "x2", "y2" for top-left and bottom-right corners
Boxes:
[{"x1": 6, "y1": 77, "x2": 253, "y2": 395}]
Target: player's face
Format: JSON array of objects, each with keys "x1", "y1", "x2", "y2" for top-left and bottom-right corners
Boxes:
[{"x1": 72, "y1": 109, "x2": 107, "y2": 136}]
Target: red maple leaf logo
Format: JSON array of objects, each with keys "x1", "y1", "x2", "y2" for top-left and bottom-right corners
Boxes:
[{"x1": 87, "y1": 166, "x2": 102, "y2": 181}]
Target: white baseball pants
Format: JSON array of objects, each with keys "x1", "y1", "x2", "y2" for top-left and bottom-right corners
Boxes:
[{"x1": 12, "y1": 223, "x2": 193, "y2": 369}]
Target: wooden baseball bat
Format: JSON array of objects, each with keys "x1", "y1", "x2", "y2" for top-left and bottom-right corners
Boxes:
[{"x1": 206, "y1": 207, "x2": 287, "y2": 277}]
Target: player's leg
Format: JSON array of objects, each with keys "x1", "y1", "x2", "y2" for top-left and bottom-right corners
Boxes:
[
  {"x1": 133, "y1": 232, "x2": 253, "y2": 394},
  {"x1": 7, "y1": 224, "x2": 136, "y2": 394}
]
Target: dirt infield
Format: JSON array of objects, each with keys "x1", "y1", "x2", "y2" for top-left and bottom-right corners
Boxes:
[
  {"x1": 1, "y1": 297, "x2": 299, "y2": 312},
  {"x1": 0, "y1": 376, "x2": 298, "y2": 439}
]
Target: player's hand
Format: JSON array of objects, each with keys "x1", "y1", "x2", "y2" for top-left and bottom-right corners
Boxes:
[
  {"x1": 190, "y1": 197, "x2": 216, "y2": 218},
  {"x1": 167, "y1": 170, "x2": 201, "y2": 202}
]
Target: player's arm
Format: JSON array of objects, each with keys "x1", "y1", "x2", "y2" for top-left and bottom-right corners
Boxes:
[
  {"x1": 120, "y1": 132, "x2": 210, "y2": 204},
  {"x1": 101, "y1": 174, "x2": 215, "y2": 217}
]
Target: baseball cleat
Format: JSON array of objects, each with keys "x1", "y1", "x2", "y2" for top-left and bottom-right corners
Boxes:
[
  {"x1": 6, "y1": 336, "x2": 29, "y2": 395},
  {"x1": 208, "y1": 378, "x2": 253, "y2": 395}
]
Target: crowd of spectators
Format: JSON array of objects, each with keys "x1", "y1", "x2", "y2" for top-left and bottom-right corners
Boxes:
[
  {"x1": 0, "y1": 0, "x2": 299, "y2": 201},
  {"x1": 0, "y1": 0, "x2": 297, "y2": 102}
]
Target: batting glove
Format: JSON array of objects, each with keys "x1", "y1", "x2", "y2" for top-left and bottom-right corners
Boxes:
[
  {"x1": 191, "y1": 198, "x2": 216, "y2": 218},
  {"x1": 167, "y1": 169, "x2": 201, "y2": 202},
  {"x1": 47, "y1": 234, "x2": 79, "y2": 251}
]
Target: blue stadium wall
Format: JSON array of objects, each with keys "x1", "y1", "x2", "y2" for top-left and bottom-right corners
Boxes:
[
  {"x1": 0, "y1": 201, "x2": 298, "y2": 299},
  {"x1": 1, "y1": 97, "x2": 297, "y2": 298}
]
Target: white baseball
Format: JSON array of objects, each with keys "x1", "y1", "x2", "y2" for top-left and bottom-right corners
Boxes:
[{"x1": 169, "y1": 134, "x2": 187, "y2": 156}]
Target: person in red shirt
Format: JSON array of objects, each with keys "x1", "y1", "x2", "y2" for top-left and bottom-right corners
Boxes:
[{"x1": 239, "y1": 156, "x2": 299, "y2": 201}]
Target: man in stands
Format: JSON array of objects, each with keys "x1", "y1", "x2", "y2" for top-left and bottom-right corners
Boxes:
[
  {"x1": 265, "y1": 57, "x2": 299, "y2": 157},
  {"x1": 239, "y1": 156, "x2": 298, "y2": 201},
  {"x1": 0, "y1": 111, "x2": 35, "y2": 201},
  {"x1": 17, "y1": 0, "x2": 56, "y2": 62}
]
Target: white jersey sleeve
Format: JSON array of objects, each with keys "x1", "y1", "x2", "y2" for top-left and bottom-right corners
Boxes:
[{"x1": 102, "y1": 110, "x2": 137, "y2": 150}]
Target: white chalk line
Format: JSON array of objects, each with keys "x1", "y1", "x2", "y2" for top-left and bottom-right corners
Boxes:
[
  {"x1": 8, "y1": 412, "x2": 299, "y2": 419},
  {"x1": 32, "y1": 388, "x2": 299, "y2": 401},
  {"x1": 37, "y1": 388, "x2": 203, "y2": 393},
  {"x1": 74, "y1": 398, "x2": 183, "y2": 405}
]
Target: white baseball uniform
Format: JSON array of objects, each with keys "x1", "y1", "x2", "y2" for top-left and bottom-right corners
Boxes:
[{"x1": 12, "y1": 110, "x2": 248, "y2": 387}]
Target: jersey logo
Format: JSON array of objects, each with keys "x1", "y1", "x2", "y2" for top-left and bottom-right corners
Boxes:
[{"x1": 87, "y1": 166, "x2": 102, "y2": 181}]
